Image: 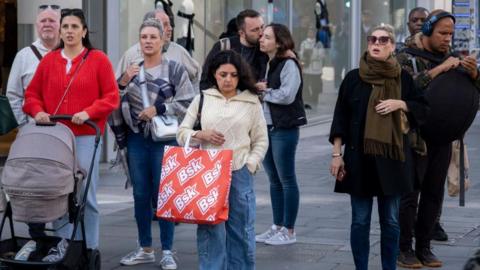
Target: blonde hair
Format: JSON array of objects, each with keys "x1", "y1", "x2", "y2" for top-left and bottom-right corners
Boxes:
[{"x1": 368, "y1": 23, "x2": 396, "y2": 44}]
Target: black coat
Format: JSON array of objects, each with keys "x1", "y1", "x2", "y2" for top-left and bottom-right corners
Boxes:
[{"x1": 329, "y1": 69, "x2": 429, "y2": 196}]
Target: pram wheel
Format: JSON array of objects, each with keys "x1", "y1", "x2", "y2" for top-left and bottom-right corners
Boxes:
[{"x1": 84, "y1": 249, "x2": 100, "y2": 270}]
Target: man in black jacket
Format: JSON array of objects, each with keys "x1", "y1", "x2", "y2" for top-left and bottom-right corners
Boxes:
[
  {"x1": 396, "y1": 10, "x2": 480, "y2": 268},
  {"x1": 200, "y1": 9, "x2": 268, "y2": 90}
]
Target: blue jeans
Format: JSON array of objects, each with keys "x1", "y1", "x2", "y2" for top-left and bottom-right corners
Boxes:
[
  {"x1": 54, "y1": 136, "x2": 102, "y2": 249},
  {"x1": 197, "y1": 166, "x2": 256, "y2": 270},
  {"x1": 262, "y1": 127, "x2": 299, "y2": 229},
  {"x1": 350, "y1": 195, "x2": 400, "y2": 270},
  {"x1": 127, "y1": 132, "x2": 175, "y2": 250}
]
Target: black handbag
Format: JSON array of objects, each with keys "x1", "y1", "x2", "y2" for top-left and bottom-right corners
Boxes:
[{"x1": 0, "y1": 95, "x2": 18, "y2": 135}]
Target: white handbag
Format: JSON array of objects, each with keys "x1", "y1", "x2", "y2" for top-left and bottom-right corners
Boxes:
[{"x1": 139, "y1": 65, "x2": 178, "y2": 141}]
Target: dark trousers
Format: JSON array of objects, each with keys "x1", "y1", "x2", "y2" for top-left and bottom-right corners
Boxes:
[
  {"x1": 399, "y1": 143, "x2": 451, "y2": 251},
  {"x1": 302, "y1": 73, "x2": 322, "y2": 106}
]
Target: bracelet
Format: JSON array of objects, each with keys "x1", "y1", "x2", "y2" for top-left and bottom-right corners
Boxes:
[{"x1": 332, "y1": 153, "x2": 342, "y2": 157}]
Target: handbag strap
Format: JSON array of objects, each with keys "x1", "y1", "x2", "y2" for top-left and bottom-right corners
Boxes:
[
  {"x1": 53, "y1": 49, "x2": 91, "y2": 115},
  {"x1": 193, "y1": 91, "x2": 204, "y2": 130},
  {"x1": 30, "y1": 45, "x2": 43, "y2": 61}
]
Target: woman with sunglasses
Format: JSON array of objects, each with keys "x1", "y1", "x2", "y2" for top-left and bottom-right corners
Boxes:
[
  {"x1": 329, "y1": 24, "x2": 428, "y2": 270},
  {"x1": 23, "y1": 8, "x2": 119, "y2": 251}
]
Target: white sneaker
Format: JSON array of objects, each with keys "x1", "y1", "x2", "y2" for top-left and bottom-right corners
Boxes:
[
  {"x1": 120, "y1": 247, "x2": 155, "y2": 266},
  {"x1": 15, "y1": 240, "x2": 36, "y2": 261},
  {"x1": 264, "y1": 227, "x2": 296, "y2": 245},
  {"x1": 255, "y1": 225, "x2": 280, "y2": 243},
  {"x1": 159, "y1": 250, "x2": 177, "y2": 270}
]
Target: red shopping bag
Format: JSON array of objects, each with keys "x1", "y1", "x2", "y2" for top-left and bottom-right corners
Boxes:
[{"x1": 156, "y1": 143, "x2": 233, "y2": 224}]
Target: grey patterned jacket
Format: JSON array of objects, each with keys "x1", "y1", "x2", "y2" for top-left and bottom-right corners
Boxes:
[{"x1": 109, "y1": 57, "x2": 194, "y2": 148}]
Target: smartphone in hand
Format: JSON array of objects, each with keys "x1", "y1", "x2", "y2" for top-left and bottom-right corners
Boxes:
[{"x1": 336, "y1": 167, "x2": 347, "y2": 181}]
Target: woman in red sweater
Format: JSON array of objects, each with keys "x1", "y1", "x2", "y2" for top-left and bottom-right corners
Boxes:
[{"x1": 23, "y1": 9, "x2": 119, "y2": 250}]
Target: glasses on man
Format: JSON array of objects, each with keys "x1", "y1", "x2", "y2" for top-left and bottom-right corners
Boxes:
[
  {"x1": 367, "y1": 35, "x2": 391, "y2": 45},
  {"x1": 38, "y1": 4, "x2": 60, "y2": 10},
  {"x1": 61, "y1": 8, "x2": 84, "y2": 17}
]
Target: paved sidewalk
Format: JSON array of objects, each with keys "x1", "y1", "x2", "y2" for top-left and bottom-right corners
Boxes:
[{"x1": 92, "y1": 112, "x2": 480, "y2": 269}]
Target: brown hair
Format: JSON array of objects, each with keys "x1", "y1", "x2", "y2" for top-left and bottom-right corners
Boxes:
[
  {"x1": 266, "y1": 23, "x2": 295, "y2": 57},
  {"x1": 236, "y1": 9, "x2": 261, "y2": 31}
]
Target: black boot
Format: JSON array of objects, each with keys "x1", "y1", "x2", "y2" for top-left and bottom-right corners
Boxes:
[{"x1": 431, "y1": 222, "x2": 448, "y2": 241}]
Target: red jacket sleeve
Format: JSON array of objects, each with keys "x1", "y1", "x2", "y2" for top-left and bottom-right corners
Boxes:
[
  {"x1": 23, "y1": 59, "x2": 47, "y2": 118},
  {"x1": 83, "y1": 52, "x2": 120, "y2": 120}
]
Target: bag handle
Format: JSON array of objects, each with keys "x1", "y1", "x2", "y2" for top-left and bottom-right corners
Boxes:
[{"x1": 185, "y1": 134, "x2": 193, "y2": 149}]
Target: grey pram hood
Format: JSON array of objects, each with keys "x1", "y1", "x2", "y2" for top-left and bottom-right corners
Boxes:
[{"x1": 1, "y1": 122, "x2": 85, "y2": 223}]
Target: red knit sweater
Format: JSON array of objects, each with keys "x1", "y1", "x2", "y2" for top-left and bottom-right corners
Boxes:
[{"x1": 23, "y1": 49, "x2": 119, "y2": 135}]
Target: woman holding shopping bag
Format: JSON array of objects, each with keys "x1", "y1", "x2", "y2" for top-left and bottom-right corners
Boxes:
[
  {"x1": 110, "y1": 18, "x2": 195, "y2": 269},
  {"x1": 177, "y1": 49, "x2": 268, "y2": 270}
]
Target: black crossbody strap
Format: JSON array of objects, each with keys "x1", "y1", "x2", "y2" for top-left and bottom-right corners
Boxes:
[
  {"x1": 30, "y1": 45, "x2": 43, "y2": 61},
  {"x1": 193, "y1": 91, "x2": 204, "y2": 130}
]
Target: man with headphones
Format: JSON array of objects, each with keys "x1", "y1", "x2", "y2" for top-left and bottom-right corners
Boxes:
[{"x1": 396, "y1": 9, "x2": 480, "y2": 268}]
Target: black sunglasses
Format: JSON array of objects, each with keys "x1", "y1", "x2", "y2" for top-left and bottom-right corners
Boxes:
[
  {"x1": 38, "y1": 4, "x2": 60, "y2": 10},
  {"x1": 61, "y1": 8, "x2": 84, "y2": 17},
  {"x1": 367, "y1": 35, "x2": 391, "y2": 45}
]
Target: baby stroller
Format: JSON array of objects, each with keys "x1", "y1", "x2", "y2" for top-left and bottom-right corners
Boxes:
[{"x1": 0, "y1": 115, "x2": 102, "y2": 270}]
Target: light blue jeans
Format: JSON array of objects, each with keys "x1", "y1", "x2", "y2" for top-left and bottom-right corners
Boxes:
[
  {"x1": 54, "y1": 135, "x2": 102, "y2": 249},
  {"x1": 197, "y1": 166, "x2": 256, "y2": 270}
]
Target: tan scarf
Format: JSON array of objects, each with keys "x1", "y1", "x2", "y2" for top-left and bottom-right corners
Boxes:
[{"x1": 359, "y1": 51, "x2": 405, "y2": 161}]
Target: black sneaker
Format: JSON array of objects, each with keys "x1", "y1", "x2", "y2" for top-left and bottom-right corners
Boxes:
[
  {"x1": 432, "y1": 222, "x2": 448, "y2": 241},
  {"x1": 397, "y1": 249, "x2": 422, "y2": 269},
  {"x1": 416, "y1": 247, "x2": 442, "y2": 268},
  {"x1": 304, "y1": 104, "x2": 312, "y2": 110}
]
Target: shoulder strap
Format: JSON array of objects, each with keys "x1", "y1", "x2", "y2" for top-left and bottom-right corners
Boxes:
[
  {"x1": 193, "y1": 91, "x2": 204, "y2": 130},
  {"x1": 404, "y1": 47, "x2": 444, "y2": 64},
  {"x1": 219, "y1": 38, "x2": 231, "y2": 51},
  {"x1": 30, "y1": 45, "x2": 43, "y2": 61}
]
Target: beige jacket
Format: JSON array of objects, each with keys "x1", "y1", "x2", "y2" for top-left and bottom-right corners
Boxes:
[{"x1": 177, "y1": 88, "x2": 268, "y2": 173}]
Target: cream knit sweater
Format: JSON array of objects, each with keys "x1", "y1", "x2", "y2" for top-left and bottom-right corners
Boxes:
[{"x1": 177, "y1": 88, "x2": 268, "y2": 173}]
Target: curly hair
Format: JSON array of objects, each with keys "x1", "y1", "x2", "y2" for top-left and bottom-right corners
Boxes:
[{"x1": 205, "y1": 50, "x2": 258, "y2": 95}]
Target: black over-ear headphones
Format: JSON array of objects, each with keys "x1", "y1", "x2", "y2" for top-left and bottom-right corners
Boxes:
[{"x1": 421, "y1": 11, "x2": 456, "y2": 36}]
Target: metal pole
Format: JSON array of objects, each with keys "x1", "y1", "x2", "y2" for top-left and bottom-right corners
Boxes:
[
  {"x1": 459, "y1": 138, "x2": 465, "y2": 206},
  {"x1": 350, "y1": 0, "x2": 361, "y2": 69}
]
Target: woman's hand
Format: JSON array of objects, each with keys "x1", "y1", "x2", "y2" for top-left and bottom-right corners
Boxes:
[
  {"x1": 34, "y1": 112, "x2": 50, "y2": 123},
  {"x1": 330, "y1": 156, "x2": 345, "y2": 181},
  {"x1": 375, "y1": 99, "x2": 407, "y2": 115},
  {"x1": 255, "y1": 81, "x2": 268, "y2": 91},
  {"x1": 138, "y1": 106, "x2": 157, "y2": 121},
  {"x1": 196, "y1": 129, "x2": 225, "y2": 146},
  {"x1": 119, "y1": 63, "x2": 140, "y2": 86},
  {"x1": 72, "y1": 111, "x2": 90, "y2": 125}
]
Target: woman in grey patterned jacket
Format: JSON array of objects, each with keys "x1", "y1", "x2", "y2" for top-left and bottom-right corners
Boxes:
[{"x1": 110, "y1": 18, "x2": 194, "y2": 269}]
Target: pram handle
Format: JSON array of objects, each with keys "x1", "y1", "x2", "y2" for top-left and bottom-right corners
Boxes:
[{"x1": 49, "y1": 115, "x2": 101, "y2": 144}]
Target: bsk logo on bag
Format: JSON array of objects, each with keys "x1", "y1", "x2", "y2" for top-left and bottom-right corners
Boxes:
[
  {"x1": 158, "y1": 181, "x2": 174, "y2": 209},
  {"x1": 161, "y1": 154, "x2": 180, "y2": 180},
  {"x1": 201, "y1": 161, "x2": 222, "y2": 188},
  {"x1": 182, "y1": 145, "x2": 195, "y2": 158},
  {"x1": 197, "y1": 187, "x2": 219, "y2": 215},
  {"x1": 184, "y1": 210, "x2": 194, "y2": 220},
  {"x1": 177, "y1": 157, "x2": 205, "y2": 185},
  {"x1": 207, "y1": 149, "x2": 220, "y2": 160},
  {"x1": 174, "y1": 184, "x2": 200, "y2": 212},
  {"x1": 161, "y1": 209, "x2": 172, "y2": 218}
]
